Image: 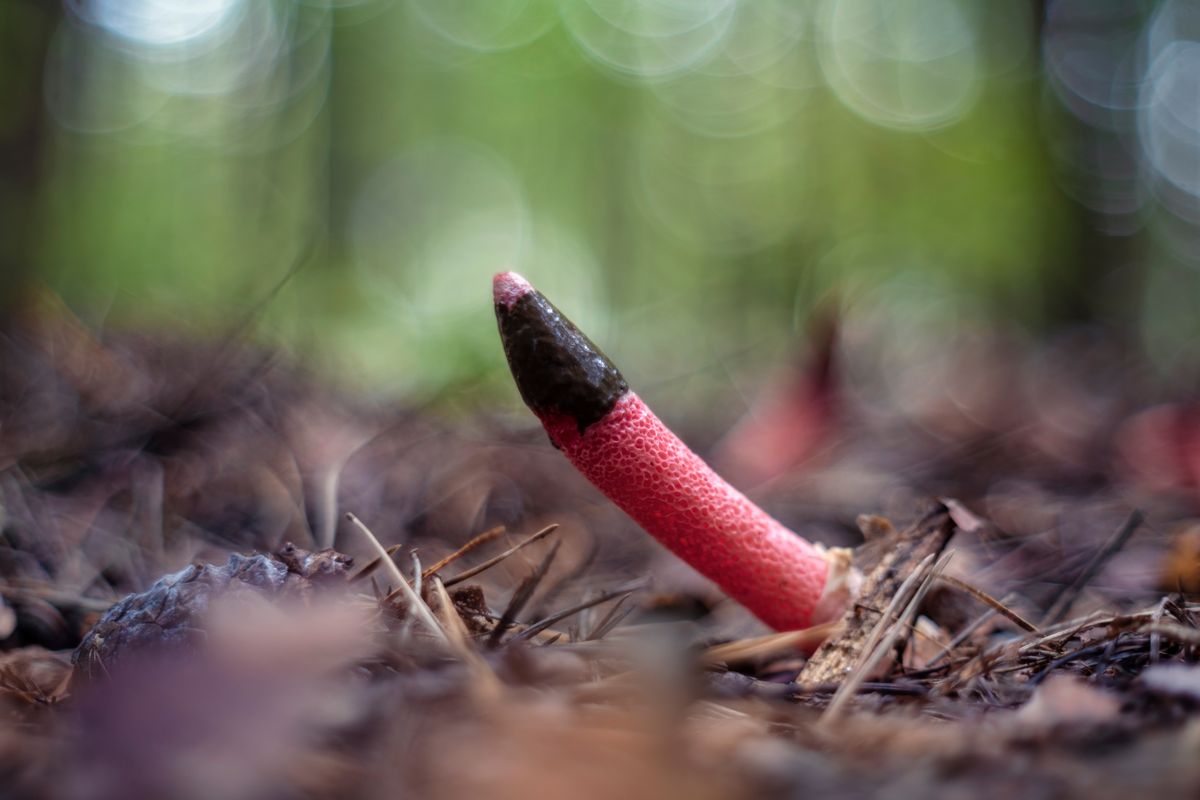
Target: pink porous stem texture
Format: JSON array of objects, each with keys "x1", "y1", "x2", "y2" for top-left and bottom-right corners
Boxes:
[{"x1": 538, "y1": 397, "x2": 830, "y2": 630}]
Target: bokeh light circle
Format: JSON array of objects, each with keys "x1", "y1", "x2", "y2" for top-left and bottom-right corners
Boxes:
[
  {"x1": 409, "y1": 0, "x2": 556, "y2": 52},
  {"x1": 1042, "y1": 0, "x2": 1148, "y2": 132},
  {"x1": 650, "y1": 70, "x2": 802, "y2": 139},
  {"x1": 1139, "y1": 41, "x2": 1200, "y2": 201},
  {"x1": 559, "y1": 0, "x2": 738, "y2": 80},
  {"x1": 818, "y1": 0, "x2": 981, "y2": 132},
  {"x1": 703, "y1": 0, "x2": 810, "y2": 80},
  {"x1": 82, "y1": 0, "x2": 241, "y2": 47}
]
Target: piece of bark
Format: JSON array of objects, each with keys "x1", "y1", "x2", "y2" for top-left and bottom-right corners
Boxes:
[{"x1": 798, "y1": 503, "x2": 957, "y2": 686}]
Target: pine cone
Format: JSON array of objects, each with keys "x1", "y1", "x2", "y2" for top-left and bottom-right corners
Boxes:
[{"x1": 72, "y1": 544, "x2": 352, "y2": 679}]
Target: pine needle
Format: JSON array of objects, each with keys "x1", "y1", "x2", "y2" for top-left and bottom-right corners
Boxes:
[
  {"x1": 421, "y1": 525, "x2": 506, "y2": 580},
  {"x1": 820, "y1": 551, "x2": 952, "y2": 728},
  {"x1": 702, "y1": 624, "x2": 842, "y2": 666},
  {"x1": 442, "y1": 523, "x2": 560, "y2": 587},
  {"x1": 346, "y1": 513, "x2": 448, "y2": 645}
]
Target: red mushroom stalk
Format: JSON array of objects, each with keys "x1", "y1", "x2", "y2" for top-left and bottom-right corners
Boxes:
[{"x1": 494, "y1": 271, "x2": 857, "y2": 632}]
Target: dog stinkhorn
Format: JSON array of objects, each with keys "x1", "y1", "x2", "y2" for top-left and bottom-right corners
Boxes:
[{"x1": 494, "y1": 271, "x2": 857, "y2": 632}]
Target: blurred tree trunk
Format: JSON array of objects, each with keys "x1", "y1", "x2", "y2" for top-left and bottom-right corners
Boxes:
[
  {"x1": 1029, "y1": 0, "x2": 1147, "y2": 332},
  {"x1": 0, "y1": 0, "x2": 58, "y2": 323}
]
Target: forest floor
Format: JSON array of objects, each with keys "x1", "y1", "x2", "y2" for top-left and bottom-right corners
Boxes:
[{"x1": 2, "y1": 305, "x2": 1199, "y2": 799}]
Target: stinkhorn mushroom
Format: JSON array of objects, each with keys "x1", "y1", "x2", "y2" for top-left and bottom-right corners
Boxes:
[{"x1": 494, "y1": 271, "x2": 857, "y2": 632}]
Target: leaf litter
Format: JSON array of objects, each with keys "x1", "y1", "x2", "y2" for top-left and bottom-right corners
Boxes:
[{"x1": 2, "y1": 306, "x2": 1200, "y2": 798}]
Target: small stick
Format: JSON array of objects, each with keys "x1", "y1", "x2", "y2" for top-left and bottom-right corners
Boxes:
[
  {"x1": 936, "y1": 575, "x2": 1037, "y2": 632},
  {"x1": 1018, "y1": 609, "x2": 1113, "y2": 652},
  {"x1": 799, "y1": 506, "x2": 956, "y2": 685},
  {"x1": 487, "y1": 541, "x2": 561, "y2": 647},
  {"x1": 317, "y1": 466, "x2": 341, "y2": 551},
  {"x1": 1150, "y1": 595, "x2": 1169, "y2": 663},
  {"x1": 428, "y1": 576, "x2": 468, "y2": 644},
  {"x1": 510, "y1": 583, "x2": 643, "y2": 644},
  {"x1": 528, "y1": 538, "x2": 599, "y2": 621},
  {"x1": 410, "y1": 551, "x2": 423, "y2": 599},
  {"x1": 1147, "y1": 622, "x2": 1200, "y2": 646},
  {"x1": 441, "y1": 524, "x2": 560, "y2": 587},
  {"x1": 820, "y1": 551, "x2": 951, "y2": 728},
  {"x1": 585, "y1": 595, "x2": 637, "y2": 641},
  {"x1": 429, "y1": 576, "x2": 503, "y2": 699},
  {"x1": 478, "y1": 613, "x2": 570, "y2": 643},
  {"x1": 378, "y1": 549, "x2": 433, "y2": 605},
  {"x1": 702, "y1": 624, "x2": 842, "y2": 666},
  {"x1": 421, "y1": 525, "x2": 506, "y2": 580},
  {"x1": 822, "y1": 552, "x2": 938, "y2": 712},
  {"x1": 346, "y1": 513, "x2": 447, "y2": 644},
  {"x1": 1040, "y1": 509, "x2": 1144, "y2": 626},
  {"x1": 350, "y1": 543, "x2": 405, "y2": 583},
  {"x1": 923, "y1": 593, "x2": 1018, "y2": 669},
  {"x1": 1028, "y1": 643, "x2": 1110, "y2": 686},
  {"x1": 396, "y1": 552, "x2": 422, "y2": 642}
]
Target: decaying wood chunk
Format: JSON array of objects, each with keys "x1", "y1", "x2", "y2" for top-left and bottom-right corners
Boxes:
[{"x1": 798, "y1": 503, "x2": 957, "y2": 686}]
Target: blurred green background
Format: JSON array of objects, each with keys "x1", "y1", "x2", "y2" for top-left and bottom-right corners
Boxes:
[{"x1": 3, "y1": 0, "x2": 1199, "y2": 416}]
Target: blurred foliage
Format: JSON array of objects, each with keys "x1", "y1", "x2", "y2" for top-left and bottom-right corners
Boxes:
[{"x1": 4, "y1": 0, "x2": 1199, "y2": 414}]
